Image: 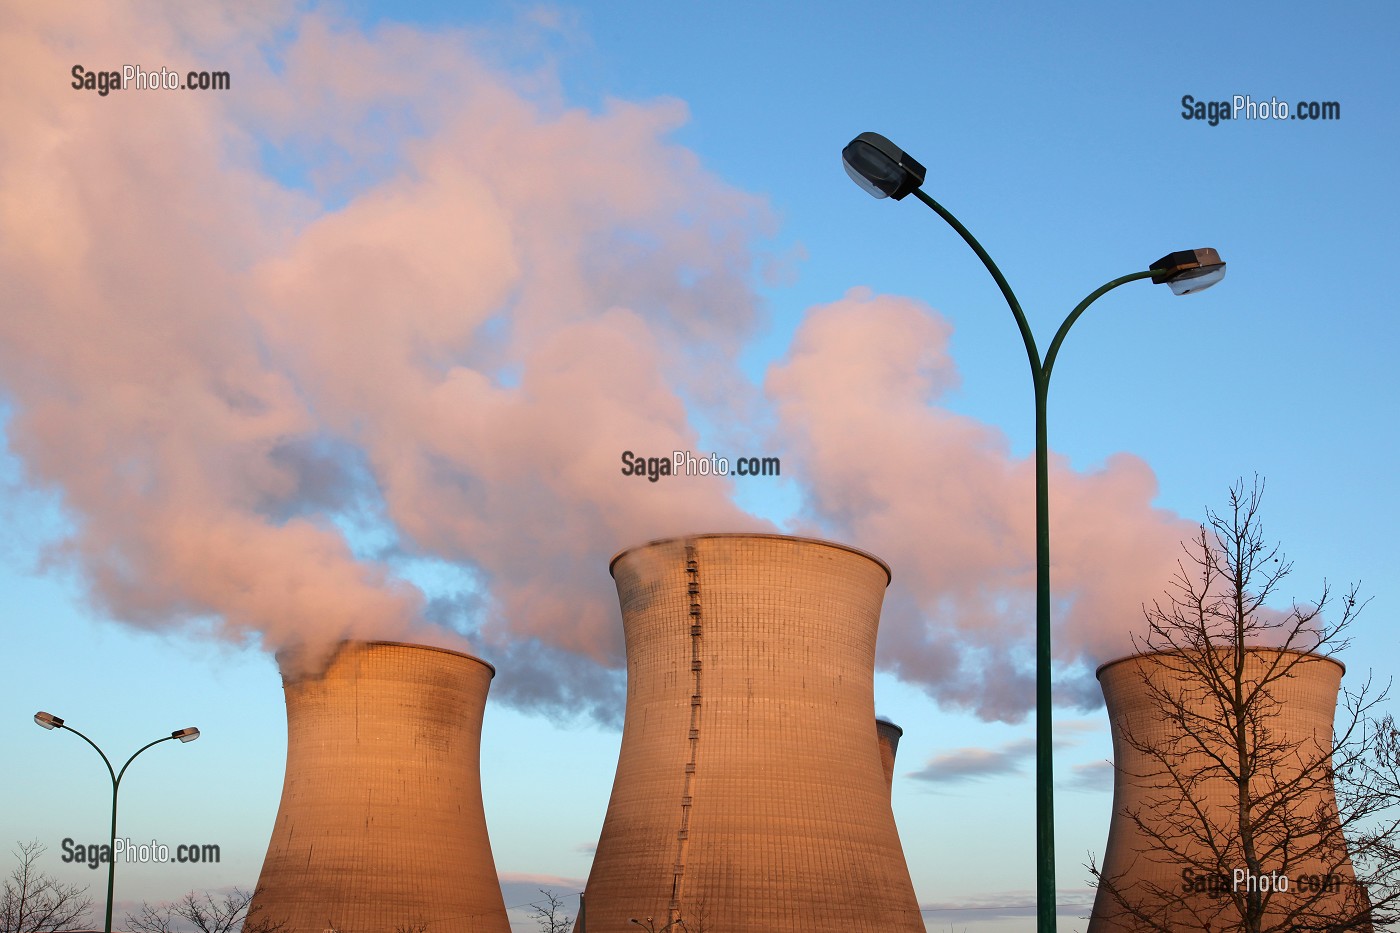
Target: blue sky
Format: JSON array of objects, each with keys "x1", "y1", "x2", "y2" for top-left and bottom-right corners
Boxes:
[{"x1": 3, "y1": 3, "x2": 1398, "y2": 932}]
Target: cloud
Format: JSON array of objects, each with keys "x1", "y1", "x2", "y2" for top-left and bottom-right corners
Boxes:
[
  {"x1": 1, "y1": 4, "x2": 1205, "y2": 725},
  {"x1": 1066, "y1": 759, "x2": 1115, "y2": 792},
  {"x1": 908, "y1": 737, "x2": 1036, "y2": 783},
  {"x1": 0, "y1": 3, "x2": 768, "y2": 703},
  {"x1": 766, "y1": 288, "x2": 1198, "y2": 721},
  {"x1": 908, "y1": 727, "x2": 1102, "y2": 783},
  {"x1": 497, "y1": 874, "x2": 584, "y2": 914},
  {"x1": 919, "y1": 888, "x2": 1098, "y2": 923}
]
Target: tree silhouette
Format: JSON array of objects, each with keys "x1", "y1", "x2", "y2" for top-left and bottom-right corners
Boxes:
[{"x1": 1089, "y1": 479, "x2": 1400, "y2": 932}]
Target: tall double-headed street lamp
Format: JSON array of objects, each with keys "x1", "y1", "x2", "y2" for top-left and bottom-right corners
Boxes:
[
  {"x1": 33, "y1": 711, "x2": 200, "y2": 933},
  {"x1": 841, "y1": 132, "x2": 1225, "y2": 933}
]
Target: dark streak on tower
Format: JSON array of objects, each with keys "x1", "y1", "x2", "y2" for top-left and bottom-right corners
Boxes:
[
  {"x1": 579, "y1": 533, "x2": 923, "y2": 933},
  {"x1": 247, "y1": 641, "x2": 510, "y2": 933}
]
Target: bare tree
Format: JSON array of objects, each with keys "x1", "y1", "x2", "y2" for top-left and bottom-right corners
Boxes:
[
  {"x1": 1088, "y1": 478, "x2": 1400, "y2": 932},
  {"x1": 0, "y1": 840, "x2": 92, "y2": 933},
  {"x1": 126, "y1": 888, "x2": 286, "y2": 933},
  {"x1": 679, "y1": 894, "x2": 709, "y2": 933},
  {"x1": 528, "y1": 889, "x2": 573, "y2": 933}
]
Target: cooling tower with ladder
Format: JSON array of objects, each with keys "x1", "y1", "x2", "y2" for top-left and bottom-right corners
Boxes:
[{"x1": 576, "y1": 533, "x2": 924, "y2": 933}]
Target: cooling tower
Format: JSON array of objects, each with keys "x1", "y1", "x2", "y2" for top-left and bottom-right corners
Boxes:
[
  {"x1": 577, "y1": 533, "x2": 924, "y2": 933},
  {"x1": 1089, "y1": 647, "x2": 1368, "y2": 932},
  {"x1": 247, "y1": 641, "x2": 510, "y2": 933},
  {"x1": 876, "y1": 718, "x2": 904, "y2": 794}
]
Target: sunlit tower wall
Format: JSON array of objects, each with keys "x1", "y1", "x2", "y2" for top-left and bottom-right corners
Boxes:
[
  {"x1": 577, "y1": 533, "x2": 924, "y2": 933},
  {"x1": 1089, "y1": 647, "x2": 1367, "y2": 932},
  {"x1": 876, "y1": 718, "x2": 904, "y2": 794},
  {"x1": 247, "y1": 641, "x2": 510, "y2": 933}
]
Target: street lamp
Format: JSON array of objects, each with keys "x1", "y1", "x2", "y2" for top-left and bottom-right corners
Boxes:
[
  {"x1": 630, "y1": 917, "x2": 689, "y2": 933},
  {"x1": 841, "y1": 131, "x2": 1224, "y2": 933},
  {"x1": 32, "y1": 711, "x2": 200, "y2": 933}
]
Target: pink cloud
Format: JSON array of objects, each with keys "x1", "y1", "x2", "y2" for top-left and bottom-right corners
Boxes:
[
  {"x1": 766, "y1": 289, "x2": 1196, "y2": 720},
  {"x1": 2, "y1": 5, "x2": 1202, "y2": 722},
  {"x1": 0, "y1": 5, "x2": 767, "y2": 709}
]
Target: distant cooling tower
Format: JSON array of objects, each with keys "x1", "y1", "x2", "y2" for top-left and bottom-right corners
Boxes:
[
  {"x1": 247, "y1": 641, "x2": 510, "y2": 933},
  {"x1": 876, "y1": 718, "x2": 903, "y2": 794},
  {"x1": 1089, "y1": 647, "x2": 1367, "y2": 932},
  {"x1": 577, "y1": 533, "x2": 924, "y2": 933}
]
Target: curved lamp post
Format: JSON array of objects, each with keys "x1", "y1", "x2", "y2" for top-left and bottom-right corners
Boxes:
[
  {"x1": 841, "y1": 131, "x2": 1225, "y2": 933},
  {"x1": 33, "y1": 711, "x2": 200, "y2": 933}
]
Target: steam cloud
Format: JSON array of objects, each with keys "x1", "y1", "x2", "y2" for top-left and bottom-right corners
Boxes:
[
  {"x1": 767, "y1": 291, "x2": 1197, "y2": 719},
  {"x1": 2, "y1": 4, "x2": 1193, "y2": 720}
]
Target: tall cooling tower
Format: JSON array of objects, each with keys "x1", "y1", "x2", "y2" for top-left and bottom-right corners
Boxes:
[
  {"x1": 247, "y1": 641, "x2": 510, "y2": 933},
  {"x1": 1089, "y1": 647, "x2": 1367, "y2": 932},
  {"x1": 577, "y1": 533, "x2": 924, "y2": 933}
]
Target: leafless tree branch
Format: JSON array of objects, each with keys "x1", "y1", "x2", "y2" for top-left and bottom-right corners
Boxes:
[
  {"x1": 125, "y1": 887, "x2": 287, "y2": 933},
  {"x1": 529, "y1": 889, "x2": 574, "y2": 933},
  {"x1": 1089, "y1": 478, "x2": 1398, "y2": 932},
  {"x1": 0, "y1": 841, "x2": 92, "y2": 933}
]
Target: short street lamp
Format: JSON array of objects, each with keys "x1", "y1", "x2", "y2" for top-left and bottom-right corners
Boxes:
[
  {"x1": 33, "y1": 712, "x2": 200, "y2": 933},
  {"x1": 841, "y1": 131, "x2": 1224, "y2": 933},
  {"x1": 630, "y1": 917, "x2": 689, "y2": 933}
]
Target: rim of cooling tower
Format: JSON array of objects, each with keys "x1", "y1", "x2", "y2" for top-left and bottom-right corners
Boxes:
[
  {"x1": 1095, "y1": 644, "x2": 1345, "y2": 680},
  {"x1": 875, "y1": 717, "x2": 904, "y2": 737},
  {"x1": 276, "y1": 639, "x2": 498, "y2": 678},
  {"x1": 608, "y1": 532, "x2": 892, "y2": 585}
]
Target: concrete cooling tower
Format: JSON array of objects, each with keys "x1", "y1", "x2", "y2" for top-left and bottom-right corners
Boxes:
[
  {"x1": 576, "y1": 533, "x2": 924, "y2": 933},
  {"x1": 247, "y1": 641, "x2": 510, "y2": 933},
  {"x1": 876, "y1": 718, "x2": 904, "y2": 794},
  {"x1": 1088, "y1": 647, "x2": 1368, "y2": 932}
]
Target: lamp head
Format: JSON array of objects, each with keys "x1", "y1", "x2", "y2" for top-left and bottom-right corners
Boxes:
[
  {"x1": 842, "y1": 132, "x2": 926, "y2": 200},
  {"x1": 172, "y1": 727, "x2": 200, "y2": 743},
  {"x1": 1151, "y1": 247, "x2": 1226, "y2": 295},
  {"x1": 34, "y1": 711, "x2": 63, "y2": 730}
]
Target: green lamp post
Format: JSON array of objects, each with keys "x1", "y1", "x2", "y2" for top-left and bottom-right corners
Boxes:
[
  {"x1": 34, "y1": 711, "x2": 200, "y2": 933},
  {"x1": 841, "y1": 131, "x2": 1225, "y2": 933}
]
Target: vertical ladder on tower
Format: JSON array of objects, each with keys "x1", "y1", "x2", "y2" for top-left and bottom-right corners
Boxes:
[{"x1": 670, "y1": 541, "x2": 703, "y2": 924}]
